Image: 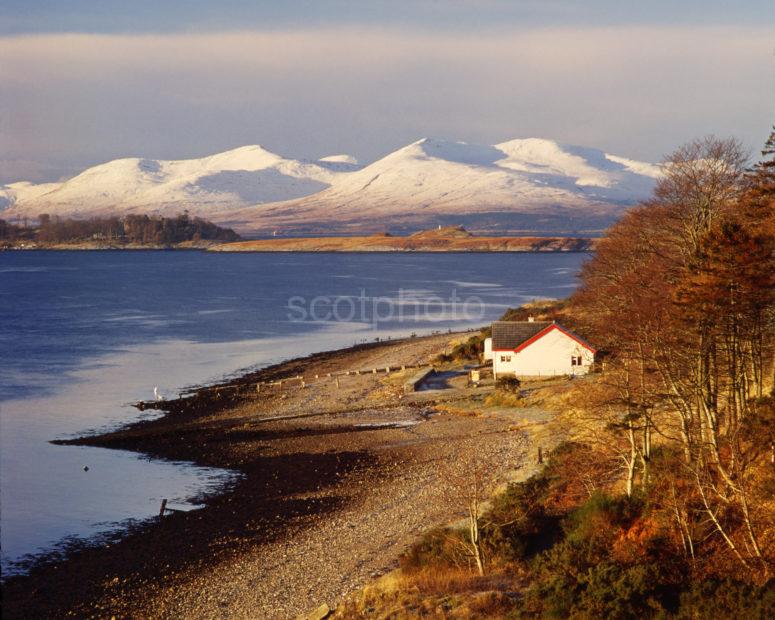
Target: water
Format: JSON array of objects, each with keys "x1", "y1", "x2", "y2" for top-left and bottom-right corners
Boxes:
[{"x1": 0, "y1": 250, "x2": 587, "y2": 572}]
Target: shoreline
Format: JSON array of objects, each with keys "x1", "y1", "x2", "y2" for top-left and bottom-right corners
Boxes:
[
  {"x1": 1, "y1": 245, "x2": 593, "y2": 253},
  {"x1": 1, "y1": 229, "x2": 596, "y2": 253},
  {"x1": 2, "y1": 330, "x2": 550, "y2": 618},
  {"x1": 209, "y1": 234, "x2": 595, "y2": 253}
]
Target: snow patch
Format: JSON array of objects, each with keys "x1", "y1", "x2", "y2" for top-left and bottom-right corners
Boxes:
[{"x1": 319, "y1": 154, "x2": 358, "y2": 165}]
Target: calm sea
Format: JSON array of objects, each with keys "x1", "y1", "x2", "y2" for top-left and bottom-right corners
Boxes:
[{"x1": 0, "y1": 250, "x2": 587, "y2": 573}]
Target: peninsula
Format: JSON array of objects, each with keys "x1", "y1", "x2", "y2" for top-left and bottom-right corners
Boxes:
[{"x1": 209, "y1": 226, "x2": 595, "y2": 253}]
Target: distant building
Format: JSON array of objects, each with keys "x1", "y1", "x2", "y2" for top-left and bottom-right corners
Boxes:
[{"x1": 483, "y1": 318, "x2": 596, "y2": 379}]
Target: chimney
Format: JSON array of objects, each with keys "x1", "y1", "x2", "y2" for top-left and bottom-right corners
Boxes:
[{"x1": 528, "y1": 316, "x2": 535, "y2": 322}]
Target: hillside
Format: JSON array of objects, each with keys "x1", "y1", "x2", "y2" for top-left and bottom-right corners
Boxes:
[{"x1": 2, "y1": 138, "x2": 660, "y2": 234}]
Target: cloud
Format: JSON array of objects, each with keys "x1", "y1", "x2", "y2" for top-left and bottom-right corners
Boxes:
[{"x1": 1, "y1": 25, "x2": 773, "y2": 182}]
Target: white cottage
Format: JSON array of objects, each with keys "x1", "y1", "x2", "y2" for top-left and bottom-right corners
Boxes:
[{"x1": 483, "y1": 319, "x2": 596, "y2": 379}]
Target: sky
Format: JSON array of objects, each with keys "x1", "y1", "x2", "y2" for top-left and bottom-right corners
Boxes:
[{"x1": 1, "y1": 1, "x2": 774, "y2": 183}]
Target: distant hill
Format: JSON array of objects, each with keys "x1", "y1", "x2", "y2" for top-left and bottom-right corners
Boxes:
[{"x1": 2, "y1": 138, "x2": 660, "y2": 235}]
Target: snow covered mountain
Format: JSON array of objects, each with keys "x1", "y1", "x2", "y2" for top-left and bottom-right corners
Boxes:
[
  {"x1": 1, "y1": 145, "x2": 360, "y2": 219},
  {"x1": 2, "y1": 138, "x2": 660, "y2": 234}
]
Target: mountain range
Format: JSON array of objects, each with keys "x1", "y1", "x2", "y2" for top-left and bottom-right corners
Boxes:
[{"x1": 1, "y1": 138, "x2": 661, "y2": 235}]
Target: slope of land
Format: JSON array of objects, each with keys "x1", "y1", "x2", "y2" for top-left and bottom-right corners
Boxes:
[
  {"x1": 209, "y1": 226, "x2": 595, "y2": 252},
  {"x1": 2, "y1": 138, "x2": 659, "y2": 234},
  {"x1": 1, "y1": 333, "x2": 549, "y2": 619}
]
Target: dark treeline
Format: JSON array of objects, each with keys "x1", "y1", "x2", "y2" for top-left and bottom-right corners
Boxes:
[
  {"x1": 0, "y1": 213, "x2": 239, "y2": 245},
  {"x1": 0, "y1": 219, "x2": 35, "y2": 242}
]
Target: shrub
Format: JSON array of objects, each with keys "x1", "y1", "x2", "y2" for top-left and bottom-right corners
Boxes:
[
  {"x1": 495, "y1": 377, "x2": 521, "y2": 393},
  {"x1": 538, "y1": 442, "x2": 623, "y2": 513},
  {"x1": 400, "y1": 527, "x2": 468, "y2": 571},
  {"x1": 564, "y1": 492, "x2": 644, "y2": 551},
  {"x1": 435, "y1": 335, "x2": 485, "y2": 364},
  {"x1": 394, "y1": 441, "x2": 773, "y2": 618},
  {"x1": 482, "y1": 474, "x2": 559, "y2": 562},
  {"x1": 484, "y1": 391, "x2": 525, "y2": 408},
  {"x1": 499, "y1": 300, "x2": 569, "y2": 323},
  {"x1": 676, "y1": 578, "x2": 775, "y2": 619},
  {"x1": 573, "y1": 562, "x2": 673, "y2": 618}
]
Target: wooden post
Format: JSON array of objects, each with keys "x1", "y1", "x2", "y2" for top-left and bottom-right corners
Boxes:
[
  {"x1": 256, "y1": 383, "x2": 261, "y2": 393},
  {"x1": 159, "y1": 498, "x2": 168, "y2": 518},
  {"x1": 537, "y1": 447, "x2": 543, "y2": 464},
  {"x1": 335, "y1": 376, "x2": 341, "y2": 389}
]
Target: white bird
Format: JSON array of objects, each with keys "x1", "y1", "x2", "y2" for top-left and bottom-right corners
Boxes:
[{"x1": 154, "y1": 386, "x2": 163, "y2": 401}]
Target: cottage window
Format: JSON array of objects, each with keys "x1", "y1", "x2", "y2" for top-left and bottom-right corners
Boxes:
[
  {"x1": 571, "y1": 355, "x2": 582, "y2": 366},
  {"x1": 500, "y1": 355, "x2": 512, "y2": 362}
]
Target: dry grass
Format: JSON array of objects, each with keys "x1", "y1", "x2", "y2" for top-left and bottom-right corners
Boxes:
[
  {"x1": 379, "y1": 370, "x2": 411, "y2": 386},
  {"x1": 333, "y1": 567, "x2": 520, "y2": 619},
  {"x1": 484, "y1": 391, "x2": 526, "y2": 408},
  {"x1": 400, "y1": 566, "x2": 517, "y2": 595}
]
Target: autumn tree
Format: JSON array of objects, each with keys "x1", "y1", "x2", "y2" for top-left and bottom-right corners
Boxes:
[{"x1": 572, "y1": 135, "x2": 775, "y2": 580}]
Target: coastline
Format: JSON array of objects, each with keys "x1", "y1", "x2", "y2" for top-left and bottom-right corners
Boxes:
[
  {"x1": 2, "y1": 331, "x2": 550, "y2": 619},
  {"x1": 0, "y1": 242, "x2": 594, "y2": 253},
  {"x1": 208, "y1": 234, "x2": 595, "y2": 253},
  {"x1": 1, "y1": 229, "x2": 596, "y2": 252}
]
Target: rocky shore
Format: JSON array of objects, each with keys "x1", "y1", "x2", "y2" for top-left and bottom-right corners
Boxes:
[{"x1": 2, "y1": 332, "x2": 548, "y2": 619}]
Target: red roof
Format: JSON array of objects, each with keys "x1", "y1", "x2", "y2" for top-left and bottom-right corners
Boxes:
[{"x1": 492, "y1": 322, "x2": 597, "y2": 354}]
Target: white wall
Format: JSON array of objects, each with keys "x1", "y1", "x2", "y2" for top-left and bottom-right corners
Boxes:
[
  {"x1": 493, "y1": 327, "x2": 594, "y2": 378},
  {"x1": 483, "y1": 337, "x2": 493, "y2": 361}
]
